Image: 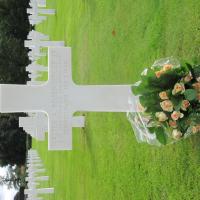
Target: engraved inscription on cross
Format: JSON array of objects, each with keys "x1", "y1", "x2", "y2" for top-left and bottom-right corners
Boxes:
[{"x1": 0, "y1": 47, "x2": 135, "y2": 150}]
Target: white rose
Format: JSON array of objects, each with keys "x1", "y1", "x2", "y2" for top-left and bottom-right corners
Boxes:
[
  {"x1": 155, "y1": 112, "x2": 168, "y2": 122},
  {"x1": 172, "y1": 129, "x2": 183, "y2": 140},
  {"x1": 159, "y1": 91, "x2": 168, "y2": 100},
  {"x1": 181, "y1": 100, "x2": 190, "y2": 111},
  {"x1": 163, "y1": 64, "x2": 173, "y2": 71},
  {"x1": 196, "y1": 77, "x2": 200, "y2": 82},
  {"x1": 172, "y1": 83, "x2": 185, "y2": 95},
  {"x1": 193, "y1": 82, "x2": 200, "y2": 92},
  {"x1": 160, "y1": 100, "x2": 173, "y2": 112},
  {"x1": 183, "y1": 73, "x2": 193, "y2": 83},
  {"x1": 171, "y1": 111, "x2": 184, "y2": 121}
]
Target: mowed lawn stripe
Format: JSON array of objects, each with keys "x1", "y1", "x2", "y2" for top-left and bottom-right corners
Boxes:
[{"x1": 33, "y1": 0, "x2": 200, "y2": 199}]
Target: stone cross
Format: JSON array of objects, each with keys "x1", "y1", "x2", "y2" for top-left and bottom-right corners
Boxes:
[
  {"x1": 0, "y1": 47, "x2": 136, "y2": 150},
  {"x1": 25, "y1": 149, "x2": 54, "y2": 200},
  {"x1": 28, "y1": 30, "x2": 49, "y2": 41},
  {"x1": 25, "y1": 30, "x2": 64, "y2": 61},
  {"x1": 36, "y1": 0, "x2": 46, "y2": 7},
  {"x1": 28, "y1": 48, "x2": 47, "y2": 61},
  {"x1": 19, "y1": 113, "x2": 85, "y2": 141},
  {"x1": 26, "y1": 62, "x2": 47, "y2": 73},
  {"x1": 28, "y1": 15, "x2": 47, "y2": 26},
  {"x1": 28, "y1": 0, "x2": 55, "y2": 16},
  {"x1": 24, "y1": 39, "x2": 64, "y2": 50}
]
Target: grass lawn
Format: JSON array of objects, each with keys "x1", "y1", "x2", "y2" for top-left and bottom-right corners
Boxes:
[{"x1": 33, "y1": 0, "x2": 200, "y2": 199}]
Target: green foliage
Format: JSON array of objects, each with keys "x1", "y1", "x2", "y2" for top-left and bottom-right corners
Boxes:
[
  {"x1": 0, "y1": 0, "x2": 30, "y2": 40},
  {"x1": 171, "y1": 95, "x2": 183, "y2": 111},
  {"x1": 184, "y1": 89, "x2": 197, "y2": 101},
  {"x1": 0, "y1": 0, "x2": 31, "y2": 168},
  {"x1": 0, "y1": 113, "x2": 32, "y2": 167},
  {"x1": 0, "y1": 0, "x2": 30, "y2": 84},
  {"x1": 154, "y1": 127, "x2": 167, "y2": 145},
  {"x1": 0, "y1": 165, "x2": 21, "y2": 190},
  {"x1": 14, "y1": 187, "x2": 25, "y2": 200},
  {"x1": 132, "y1": 62, "x2": 200, "y2": 143}
]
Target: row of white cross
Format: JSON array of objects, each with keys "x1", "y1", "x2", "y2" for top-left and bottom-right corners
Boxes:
[
  {"x1": 19, "y1": 112, "x2": 85, "y2": 141},
  {"x1": 25, "y1": 30, "x2": 64, "y2": 66},
  {"x1": 25, "y1": 149, "x2": 54, "y2": 200},
  {"x1": 19, "y1": 113, "x2": 47, "y2": 141},
  {"x1": 26, "y1": 0, "x2": 63, "y2": 85}
]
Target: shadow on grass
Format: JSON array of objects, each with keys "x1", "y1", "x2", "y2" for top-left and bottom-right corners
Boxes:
[{"x1": 82, "y1": 113, "x2": 98, "y2": 174}]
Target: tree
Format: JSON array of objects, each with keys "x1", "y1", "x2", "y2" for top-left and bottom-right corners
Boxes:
[
  {"x1": 0, "y1": 0, "x2": 31, "y2": 84},
  {"x1": 0, "y1": 165, "x2": 20, "y2": 189},
  {"x1": 0, "y1": 36, "x2": 30, "y2": 84},
  {"x1": 14, "y1": 187, "x2": 25, "y2": 200},
  {"x1": 0, "y1": 113, "x2": 32, "y2": 167},
  {"x1": 0, "y1": 0, "x2": 30, "y2": 40},
  {"x1": 0, "y1": 0, "x2": 31, "y2": 169}
]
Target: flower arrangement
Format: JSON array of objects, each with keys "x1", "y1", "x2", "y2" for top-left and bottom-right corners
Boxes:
[{"x1": 130, "y1": 58, "x2": 200, "y2": 145}]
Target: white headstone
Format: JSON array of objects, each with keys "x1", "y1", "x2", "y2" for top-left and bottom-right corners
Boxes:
[{"x1": 0, "y1": 47, "x2": 136, "y2": 150}]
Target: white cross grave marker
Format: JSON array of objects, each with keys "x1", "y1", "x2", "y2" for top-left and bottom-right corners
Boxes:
[
  {"x1": 28, "y1": 30, "x2": 49, "y2": 41},
  {"x1": 28, "y1": 0, "x2": 55, "y2": 16},
  {"x1": 26, "y1": 62, "x2": 47, "y2": 73},
  {"x1": 28, "y1": 15, "x2": 47, "y2": 26},
  {"x1": 0, "y1": 47, "x2": 137, "y2": 150}
]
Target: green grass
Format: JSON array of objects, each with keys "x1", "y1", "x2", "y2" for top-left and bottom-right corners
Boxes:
[{"x1": 33, "y1": 0, "x2": 200, "y2": 199}]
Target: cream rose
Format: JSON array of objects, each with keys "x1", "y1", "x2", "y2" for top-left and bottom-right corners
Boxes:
[
  {"x1": 183, "y1": 73, "x2": 193, "y2": 83},
  {"x1": 155, "y1": 112, "x2": 168, "y2": 122},
  {"x1": 169, "y1": 120, "x2": 177, "y2": 128},
  {"x1": 172, "y1": 83, "x2": 185, "y2": 95},
  {"x1": 196, "y1": 77, "x2": 200, "y2": 82},
  {"x1": 160, "y1": 100, "x2": 173, "y2": 112},
  {"x1": 192, "y1": 126, "x2": 199, "y2": 134},
  {"x1": 163, "y1": 64, "x2": 173, "y2": 71},
  {"x1": 192, "y1": 82, "x2": 200, "y2": 92},
  {"x1": 172, "y1": 129, "x2": 183, "y2": 140},
  {"x1": 159, "y1": 91, "x2": 168, "y2": 100},
  {"x1": 171, "y1": 111, "x2": 184, "y2": 121},
  {"x1": 155, "y1": 70, "x2": 163, "y2": 78},
  {"x1": 181, "y1": 100, "x2": 190, "y2": 111}
]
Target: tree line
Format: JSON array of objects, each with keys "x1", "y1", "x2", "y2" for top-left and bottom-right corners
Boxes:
[{"x1": 0, "y1": 0, "x2": 32, "y2": 191}]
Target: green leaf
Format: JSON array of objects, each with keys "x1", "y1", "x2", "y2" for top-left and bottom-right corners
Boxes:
[
  {"x1": 148, "y1": 127, "x2": 156, "y2": 134},
  {"x1": 193, "y1": 65, "x2": 200, "y2": 79},
  {"x1": 139, "y1": 94, "x2": 161, "y2": 112},
  {"x1": 184, "y1": 89, "x2": 197, "y2": 101},
  {"x1": 171, "y1": 96, "x2": 183, "y2": 111},
  {"x1": 131, "y1": 85, "x2": 141, "y2": 95},
  {"x1": 154, "y1": 127, "x2": 167, "y2": 145}
]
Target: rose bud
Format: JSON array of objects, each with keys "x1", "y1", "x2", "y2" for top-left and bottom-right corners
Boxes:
[
  {"x1": 192, "y1": 126, "x2": 199, "y2": 134},
  {"x1": 160, "y1": 100, "x2": 173, "y2": 112},
  {"x1": 183, "y1": 73, "x2": 193, "y2": 83},
  {"x1": 172, "y1": 129, "x2": 183, "y2": 140},
  {"x1": 155, "y1": 112, "x2": 168, "y2": 122},
  {"x1": 159, "y1": 91, "x2": 168, "y2": 100},
  {"x1": 172, "y1": 83, "x2": 185, "y2": 95},
  {"x1": 155, "y1": 70, "x2": 163, "y2": 78},
  {"x1": 171, "y1": 111, "x2": 184, "y2": 121},
  {"x1": 192, "y1": 82, "x2": 200, "y2": 92},
  {"x1": 181, "y1": 100, "x2": 190, "y2": 111},
  {"x1": 169, "y1": 120, "x2": 177, "y2": 128},
  {"x1": 163, "y1": 64, "x2": 173, "y2": 71}
]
